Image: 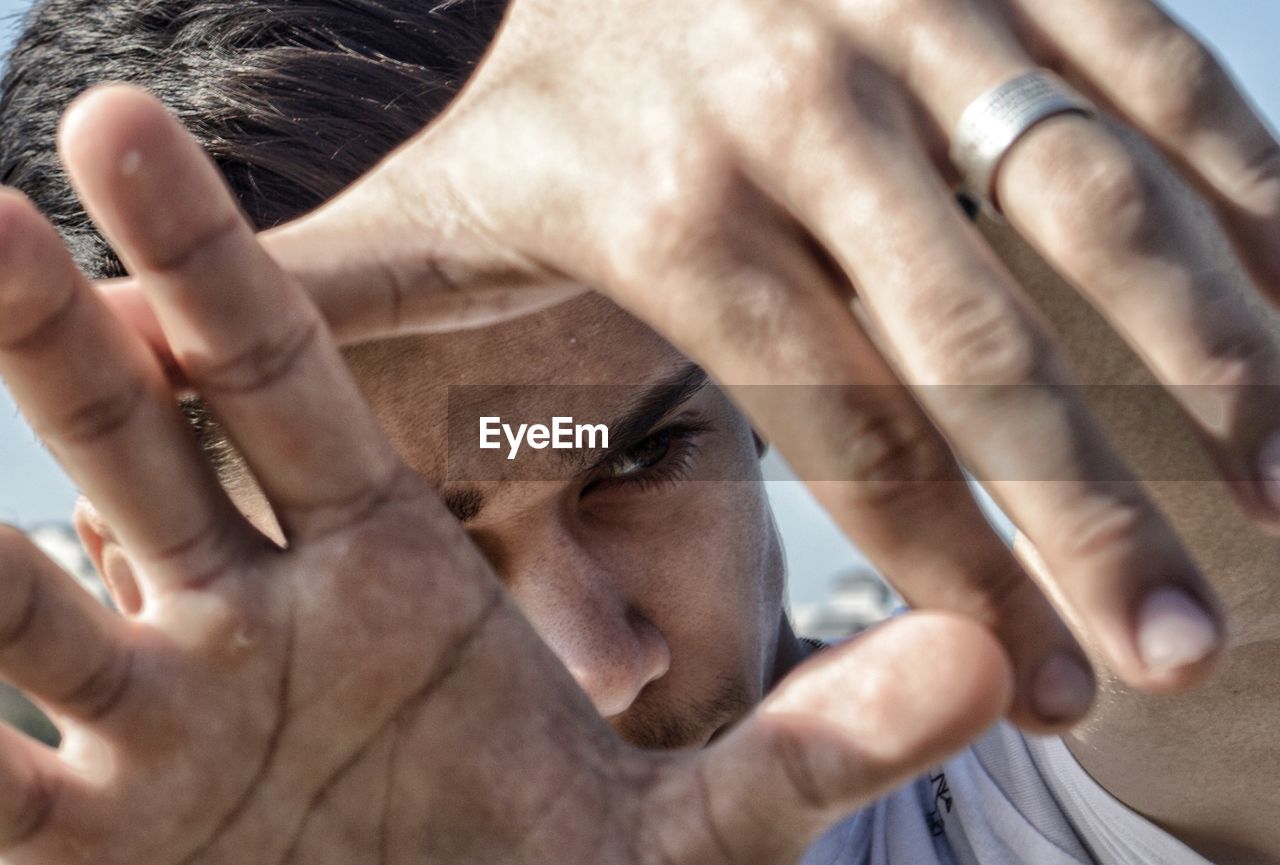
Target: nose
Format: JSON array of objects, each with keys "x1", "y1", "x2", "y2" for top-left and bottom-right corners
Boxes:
[{"x1": 508, "y1": 541, "x2": 671, "y2": 718}]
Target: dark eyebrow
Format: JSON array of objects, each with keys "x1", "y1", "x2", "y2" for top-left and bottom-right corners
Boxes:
[
  {"x1": 441, "y1": 363, "x2": 709, "y2": 524},
  {"x1": 570, "y1": 362, "x2": 710, "y2": 475}
]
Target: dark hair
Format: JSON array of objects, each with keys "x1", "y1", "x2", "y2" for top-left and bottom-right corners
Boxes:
[{"x1": 0, "y1": 0, "x2": 506, "y2": 482}]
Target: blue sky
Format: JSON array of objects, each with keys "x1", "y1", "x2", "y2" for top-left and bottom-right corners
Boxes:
[{"x1": 0, "y1": 0, "x2": 1276, "y2": 602}]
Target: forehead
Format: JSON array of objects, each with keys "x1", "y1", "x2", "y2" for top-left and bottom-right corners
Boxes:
[{"x1": 342, "y1": 293, "x2": 688, "y2": 483}]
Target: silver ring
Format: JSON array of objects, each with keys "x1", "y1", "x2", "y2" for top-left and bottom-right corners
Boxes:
[{"x1": 950, "y1": 70, "x2": 1096, "y2": 213}]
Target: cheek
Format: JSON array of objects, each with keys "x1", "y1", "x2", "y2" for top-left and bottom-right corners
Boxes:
[{"x1": 635, "y1": 482, "x2": 784, "y2": 652}]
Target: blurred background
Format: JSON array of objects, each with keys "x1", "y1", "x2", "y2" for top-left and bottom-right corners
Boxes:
[{"x1": 0, "y1": 0, "x2": 1277, "y2": 739}]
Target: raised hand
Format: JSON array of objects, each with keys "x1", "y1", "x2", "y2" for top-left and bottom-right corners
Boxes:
[
  {"x1": 104, "y1": 0, "x2": 1279, "y2": 729},
  {"x1": 0, "y1": 87, "x2": 1009, "y2": 865}
]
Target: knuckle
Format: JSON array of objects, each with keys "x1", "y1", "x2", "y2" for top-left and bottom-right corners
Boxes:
[
  {"x1": 0, "y1": 767, "x2": 57, "y2": 847},
  {"x1": 57, "y1": 647, "x2": 134, "y2": 721},
  {"x1": 1048, "y1": 488, "x2": 1152, "y2": 564},
  {"x1": 823, "y1": 403, "x2": 953, "y2": 509},
  {"x1": 186, "y1": 316, "x2": 320, "y2": 396},
  {"x1": 145, "y1": 214, "x2": 242, "y2": 277},
  {"x1": 0, "y1": 195, "x2": 80, "y2": 351},
  {"x1": 1067, "y1": 152, "x2": 1154, "y2": 242},
  {"x1": 963, "y1": 565, "x2": 1048, "y2": 638},
  {"x1": 914, "y1": 291, "x2": 1043, "y2": 386},
  {"x1": 753, "y1": 24, "x2": 845, "y2": 113},
  {"x1": 618, "y1": 217, "x2": 787, "y2": 347},
  {"x1": 888, "y1": 0, "x2": 930, "y2": 18},
  {"x1": 0, "y1": 563, "x2": 38, "y2": 656},
  {"x1": 1134, "y1": 28, "x2": 1223, "y2": 138},
  {"x1": 714, "y1": 10, "x2": 885, "y2": 179},
  {"x1": 699, "y1": 263, "x2": 795, "y2": 351},
  {"x1": 147, "y1": 515, "x2": 244, "y2": 590},
  {"x1": 45, "y1": 376, "x2": 148, "y2": 445},
  {"x1": 0, "y1": 278, "x2": 77, "y2": 354},
  {"x1": 1037, "y1": 140, "x2": 1164, "y2": 260},
  {"x1": 287, "y1": 462, "x2": 429, "y2": 541},
  {"x1": 713, "y1": 0, "x2": 838, "y2": 100},
  {"x1": 1230, "y1": 138, "x2": 1280, "y2": 206},
  {"x1": 765, "y1": 723, "x2": 836, "y2": 812}
]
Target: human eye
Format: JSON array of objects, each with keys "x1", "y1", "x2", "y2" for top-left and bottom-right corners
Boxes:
[{"x1": 586, "y1": 421, "x2": 710, "y2": 494}]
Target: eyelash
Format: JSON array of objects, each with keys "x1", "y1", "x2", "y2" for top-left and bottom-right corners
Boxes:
[{"x1": 588, "y1": 421, "x2": 710, "y2": 495}]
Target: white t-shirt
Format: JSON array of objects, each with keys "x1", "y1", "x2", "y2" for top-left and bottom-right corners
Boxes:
[{"x1": 797, "y1": 721, "x2": 1214, "y2": 865}]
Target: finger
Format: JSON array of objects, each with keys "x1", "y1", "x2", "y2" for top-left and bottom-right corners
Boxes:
[
  {"x1": 95, "y1": 134, "x2": 590, "y2": 357},
  {"x1": 0, "y1": 527, "x2": 132, "y2": 722},
  {"x1": 1009, "y1": 0, "x2": 1280, "y2": 293},
  {"x1": 93, "y1": 279, "x2": 185, "y2": 390},
  {"x1": 756, "y1": 85, "x2": 1223, "y2": 692},
  {"x1": 876, "y1": 0, "x2": 1280, "y2": 527},
  {"x1": 597, "y1": 180, "x2": 1092, "y2": 728},
  {"x1": 261, "y1": 185, "x2": 590, "y2": 341},
  {"x1": 0, "y1": 188, "x2": 254, "y2": 590},
  {"x1": 995, "y1": 119, "x2": 1280, "y2": 524},
  {"x1": 0, "y1": 721, "x2": 63, "y2": 850},
  {"x1": 72, "y1": 498, "x2": 143, "y2": 616},
  {"x1": 97, "y1": 261, "x2": 586, "y2": 370},
  {"x1": 59, "y1": 84, "x2": 406, "y2": 541},
  {"x1": 660, "y1": 612, "x2": 1012, "y2": 865}
]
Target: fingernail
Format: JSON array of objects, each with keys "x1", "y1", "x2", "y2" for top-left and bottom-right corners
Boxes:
[
  {"x1": 1031, "y1": 651, "x2": 1095, "y2": 723},
  {"x1": 1136, "y1": 587, "x2": 1220, "y2": 674},
  {"x1": 1258, "y1": 433, "x2": 1280, "y2": 511}
]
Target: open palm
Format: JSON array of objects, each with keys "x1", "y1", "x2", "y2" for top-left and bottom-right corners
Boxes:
[{"x1": 0, "y1": 86, "x2": 1009, "y2": 865}]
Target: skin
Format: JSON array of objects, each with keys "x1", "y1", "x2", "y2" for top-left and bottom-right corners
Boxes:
[
  {"x1": 264, "y1": 236, "x2": 1280, "y2": 861},
  {"x1": 211, "y1": 295, "x2": 802, "y2": 751},
  {"x1": 0, "y1": 88, "x2": 1014, "y2": 865},
  {"x1": 985, "y1": 184, "x2": 1280, "y2": 865},
  {"x1": 1, "y1": 0, "x2": 1279, "y2": 854},
  {"x1": 236, "y1": 0, "x2": 1280, "y2": 729},
  {"x1": 278, "y1": 123, "x2": 1280, "y2": 862},
  {"x1": 93, "y1": 0, "x2": 1280, "y2": 733},
  {"x1": 83, "y1": 146, "x2": 1280, "y2": 863}
]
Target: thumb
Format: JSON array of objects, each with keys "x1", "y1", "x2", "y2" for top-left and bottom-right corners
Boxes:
[
  {"x1": 657, "y1": 612, "x2": 1013, "y2": 865},
  {"x1": 93, "y1": 128, "x2": 589, "y2": 365},
  {"x1": 256, "y1": 149, "x2": 589, "y2": 343},
  {"x1": 97, "y1": 207, "x2": 587, "y2": 373}
]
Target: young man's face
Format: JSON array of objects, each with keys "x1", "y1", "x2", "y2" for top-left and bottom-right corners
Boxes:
[
  {"x1": 68, "y1": 260, "x2": 792, "y2": 752},
  {"x1": 333, "y1": 293, "x2": 788, "y2": 749}
]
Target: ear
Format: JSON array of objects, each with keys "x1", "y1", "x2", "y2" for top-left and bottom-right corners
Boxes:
[{"x1": 72, "y1": 497, "x2": 142, "y2": 615}]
